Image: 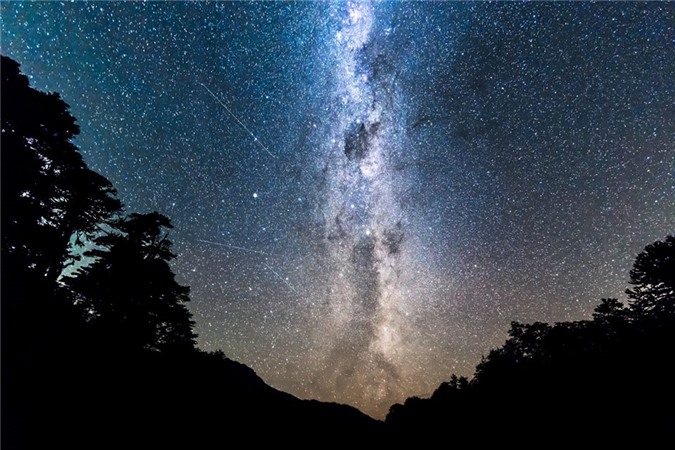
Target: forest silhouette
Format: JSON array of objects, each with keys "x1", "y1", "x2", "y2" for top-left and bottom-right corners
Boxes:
[{"x1": 2, "y1": 55, "x2": 673, "y2": 447}]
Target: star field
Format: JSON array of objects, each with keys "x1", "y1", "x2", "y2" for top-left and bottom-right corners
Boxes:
[{"x1": 2, "y1": 1, "x2": 673, "y2": 418}]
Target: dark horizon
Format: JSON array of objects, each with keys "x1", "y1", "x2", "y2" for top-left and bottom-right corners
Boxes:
[{"x1": 2, "y1": 1, "x2": 673, "y2": 419}]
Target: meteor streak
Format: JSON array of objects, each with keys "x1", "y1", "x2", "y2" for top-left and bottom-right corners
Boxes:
[
  {"x1": 197, "y1": 239, "x2": 268, "y2": 255},
  {"x1": 200, "y1": 82, "x2": 276, "y2": 158},
  {"x1": 262, "y1": 262, "x2": 299, "y2": 295},
  {"x1": 198, "y1": 239, "x2": 298, "y2": 294}
]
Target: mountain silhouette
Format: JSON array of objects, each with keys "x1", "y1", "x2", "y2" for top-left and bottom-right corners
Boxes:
[{"x1": 7, "y1": 347, "x2": 383, "y2": 449}]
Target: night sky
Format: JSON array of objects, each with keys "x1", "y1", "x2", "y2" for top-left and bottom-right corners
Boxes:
[{"x1": 2, "y1": 1, "x2": 673, "y2": 418}]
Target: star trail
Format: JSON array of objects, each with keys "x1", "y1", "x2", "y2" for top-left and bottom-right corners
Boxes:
[{"x1": 2, "y1": 1, "x2": 673, "y2": 418}]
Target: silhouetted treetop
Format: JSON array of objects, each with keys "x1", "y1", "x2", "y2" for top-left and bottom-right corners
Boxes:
[
  {"x1": 1, "y1": 55, "x2": 122, "y2": 282},
  {"x1": 627, "y1": 235, "x2": 675, "y2": 315},
  {"x1": 592, "y1": 298, "x2": 626, "y2": 320}
]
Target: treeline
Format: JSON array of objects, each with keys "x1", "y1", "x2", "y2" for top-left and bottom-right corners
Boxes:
[
  {"x1": 1, "y1": 53, "x2": 204, "y2": 448},
  {"x1": 386, "y1": 236, "x2": 675, "y2": 437},
  {"x1": 1, "y1": 54, "x2": 196, "y2": 356},
  {"x1": 1, "y1": 55, "x2": 382, "y2": 449}
]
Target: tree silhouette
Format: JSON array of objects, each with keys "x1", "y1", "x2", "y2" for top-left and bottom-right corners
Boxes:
[
  {"x1": 592, "y1": 298, "x2": 626, "y2": 321},
  {"x1": 2, "y1": 55, "x2": 124, "y2": 450},
  {"x1": 65, "y1": 212, "x2": 197, "y2": 352},
  {"x1": 627, "y1": 235, "x2": 675, "y2": 316},
  {"x1": 2, "y1": 55, "x2": 388, "y2": 449},
  {"x1": 387, "y1": 235, "x2": 675, "y2": 438},
  {"x1": 1, "y1": 55, "x2": 121, "y2": 283}
]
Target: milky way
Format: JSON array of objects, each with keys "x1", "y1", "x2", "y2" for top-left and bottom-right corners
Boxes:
[
  {"x1": 2, "y1": 1, "x2": 673, "y2": 418},
  {"x1": 310, "y1": 2, "x2": 412, "y2": 411}
]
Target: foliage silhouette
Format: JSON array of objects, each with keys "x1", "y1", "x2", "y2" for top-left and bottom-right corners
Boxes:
[
  {"x1": 64, "y1": 212, "x2": 197, "y2": 352},
  {"x1": 1, "y1": 56, "x2": 122, "y2": 283},
  {"x1": 627, "y1": 235, "x2": 675, "y2": 316},
  {"x1": 1, "y1": 55, "x2": 123, "y2": 449},
  {"x1": 387, "y1": 235, "x2": 675, "y2": 438},
  {"x1": 1, "y1": 56, "x2": 383, "y2": 449}
]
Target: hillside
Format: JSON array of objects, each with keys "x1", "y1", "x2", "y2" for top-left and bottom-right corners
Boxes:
[
  {"x1": 386, "y1": 238, "x2": 675, "y2": 439},
  {"x1": 5, "y1": 342, "x2": 383, "y2": 448}
]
